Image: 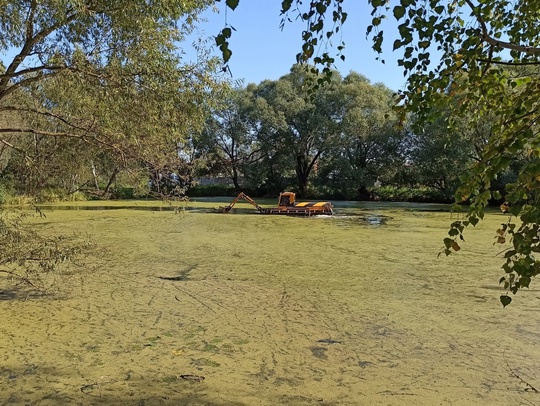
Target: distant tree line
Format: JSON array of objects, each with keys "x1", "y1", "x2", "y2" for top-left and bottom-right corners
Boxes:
[
  {"x1": 187, "y1": 65, "x2": 513, "y2": 202},
  {"x1": 0, "y1": 63, "x2": 518, "y2": 203}
]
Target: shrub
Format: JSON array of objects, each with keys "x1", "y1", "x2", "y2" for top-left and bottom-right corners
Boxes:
[
  {"x1": 372, "y1": 186, "x2": 451, "y2": 203},
  {"x1": 0, "y1": 184, "x2": 11, "y2": 205},
  {"x1": 36, "y1": 188, "x2": 66, "y2": 203},
  {"x1": 68, "y1": 191, "x2": 87, "y2": 202}
]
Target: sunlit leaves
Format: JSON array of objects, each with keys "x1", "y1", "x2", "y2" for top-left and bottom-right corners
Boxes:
[
  {"x1": 362, "y1": 0, "x2": 540, "y2": 306},
  {"x1": 217, "y1": 0, "x2": 348, "y2": 89}
]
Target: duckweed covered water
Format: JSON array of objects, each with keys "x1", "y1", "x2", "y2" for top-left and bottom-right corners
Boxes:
[{"x1": 1, "y1": 198, "x2": 539, "y2": 405}]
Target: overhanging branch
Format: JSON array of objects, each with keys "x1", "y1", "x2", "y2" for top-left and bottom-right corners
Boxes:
[
  {"x1": 0, "y1": 106, "x2": 99, "y2": 133},
  {"x1": 0, "y1": 128, "x2": 85, "y2": 139},
  {"x1": 465, "y1": 0, "x2": 540, "y2": 55}
]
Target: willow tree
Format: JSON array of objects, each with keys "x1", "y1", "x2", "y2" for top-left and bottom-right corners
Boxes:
[
  {"x1": 251, "y1": 65, "x2": 344, "y2": 196},
  {"x1": 0, "y1": 0, "x2": 223, "y2": 197},
  {"x1": 216, "y1": 0, "x2": 540, "y2": 305},
  {"x1": 0, "y1": 0, "x2": 223, "y2": 291}
]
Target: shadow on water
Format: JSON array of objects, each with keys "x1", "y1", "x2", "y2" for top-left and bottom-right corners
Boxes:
[
  {"x1": 158, "y1": 264, "x2": 198, "y2": 281},
  {"x1": 36, "y1": 199, "x2": 452, "y2": 212}
]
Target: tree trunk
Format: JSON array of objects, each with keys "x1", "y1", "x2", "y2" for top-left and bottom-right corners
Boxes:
[
  {"x1": 91, "y1": 161, "x2": 100, "y2": 190},
  {"x1": 103, "y1": 168, "x2": 119, "y2": 196},
  {"x1": 232, "y1": 166, "x2": 240, "y2": 191},
  {"x1": 295, "y1": 151, "x2": 321, "y2": 197}
]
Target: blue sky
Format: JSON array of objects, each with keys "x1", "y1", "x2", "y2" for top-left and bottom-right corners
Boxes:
[{"x1": 182, "y1": 2, "x2": 406, "y2": 91}]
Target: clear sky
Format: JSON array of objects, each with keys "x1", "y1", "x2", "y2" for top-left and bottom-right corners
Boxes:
[{"x1": 182, "y1": 1, "x2": 406, "y2": 91}]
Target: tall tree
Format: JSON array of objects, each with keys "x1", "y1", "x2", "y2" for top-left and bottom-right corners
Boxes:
[
  {"x1": 0, "y1": 0, "x2": 224, "y2": 291},
  {"x1": 0, "y1": 0, "x2": 220, "y2": 184},
  {"x1": 322, "y1": 73, "x2": 402, "y2": 200},
  {"x1": 198, "y1": 87, "x2": 261, "y2": 190},
  {"x1": 254, "y1": 65, "x2": 342, "y2": 196},
  {"x1": 405, "y1": 109, "x2": 491, "y2": 200}
]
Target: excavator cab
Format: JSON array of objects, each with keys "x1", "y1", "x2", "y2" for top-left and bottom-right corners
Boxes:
[{"x1": 278, "y1": 192, "x2": 295, "y2": 207}]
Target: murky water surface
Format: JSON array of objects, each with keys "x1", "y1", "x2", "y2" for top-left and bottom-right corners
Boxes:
[{"x1": 1, "y1": 198, "x2": 539, "y2": 405}]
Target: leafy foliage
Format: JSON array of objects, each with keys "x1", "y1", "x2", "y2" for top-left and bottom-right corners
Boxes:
[
  {"x1": 0, "y1": 0, "x2": 222, "y2": 294},
  {"x1": 0, "y1": 209, "x2": 95, "y2": 294},
  {"x1": 193, "y1": 65, "x2": 403, "y2": 198},
  {"x1": 217, "y1": 0, "x2": 347, "y2": 85},
  {"x1": 0, "y1": 0, "x2": 223, "y2": 198},
  {"x1": 364, "y1": 0, "x2": 540, "y2": 305}
]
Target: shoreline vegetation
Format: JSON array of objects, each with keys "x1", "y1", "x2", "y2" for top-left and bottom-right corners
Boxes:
[{"x1": 0, "y1": 183, "x2": 500, "y2": 206}]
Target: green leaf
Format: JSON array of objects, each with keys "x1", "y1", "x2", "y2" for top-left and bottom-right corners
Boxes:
[
  {"x1": 222, "y1": 27, "x2": 232, "y2": 38},
  {"x1": 393, "y1": 6, "x2": 405, "y2": 20},
  {"x1": 215, "y1": 35, "x2": 225, "y2": 46},
  {"x1": 219, "y1": 44, "x2": 232, "y2": 63},
  {"x1": 520, "y1": 275, "x2": 531, "y2": 288},
  {"x1": 226, "y1": 0, "x2": 239, "y2": 10},
  {"x1": 281, "y1": 1, "x2": 292, "y2": 13},
  {"x1": 500, "y1": 295, "x2": 512, "y2": 308}
]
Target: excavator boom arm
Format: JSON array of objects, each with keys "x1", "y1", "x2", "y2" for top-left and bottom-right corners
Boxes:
[{"x1": 222, "y1": 192, "x2": 264, "y2": 212}]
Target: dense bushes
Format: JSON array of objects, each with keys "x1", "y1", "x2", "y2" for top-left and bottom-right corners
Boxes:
[
  {"x1": 371, "y1": 186, "x2": 453, "y2": 203},
  {"x1": 185, "y1": 183, "x2": 452, "y2": 204}
]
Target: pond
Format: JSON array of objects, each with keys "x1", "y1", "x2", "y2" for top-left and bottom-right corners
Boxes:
[{"x1": 1, "y1": 198, "x2": 538, "y2": 405}]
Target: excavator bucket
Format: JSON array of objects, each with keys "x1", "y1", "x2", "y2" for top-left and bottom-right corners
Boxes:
[
  {"x1": 216, "y1": 192, "x2": 264, "y2": 213},
  {"x1": 216, "y1": 205, "x2": 233, "y2": 213}
]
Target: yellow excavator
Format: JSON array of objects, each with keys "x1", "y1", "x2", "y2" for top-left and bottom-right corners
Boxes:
[{"x1": 219, "y1": 192, "x2": 334, "y2": 215}]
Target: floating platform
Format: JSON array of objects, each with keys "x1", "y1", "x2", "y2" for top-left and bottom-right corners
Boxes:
[
  {"x1": 259, "y1": 201, "x2": 334, "y2": 215},
  {"x1": 218, "y1": 192, "x2": 334, "y2": 216}
]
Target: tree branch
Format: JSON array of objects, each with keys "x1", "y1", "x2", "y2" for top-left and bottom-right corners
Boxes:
[
  {"x1": 477, "y1": 58, "x2": 540, "y2": 66},
  {"x1": 465, "y1": 0, "x2": 540, "y2": 55},
  {"x1": 0, "y1": 128, "x2": 85, "y2": 139},
  {"x1": 0, "y1": 10, "x2": 79, "y2": 92},
  {"x1": 0, "y1": 70, "x2": 61, "y2": 100},
  {"x1": 0, "y1": 65, "x2": 67, "y2": 80},
  {"x1": 0, "y1": 105, "x2": 99, "y2": 134},
  {"x1": 0, "y1": 137, "x2": 31, "y2": 158}
]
